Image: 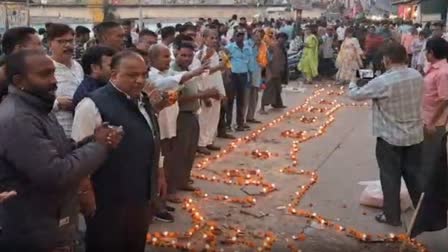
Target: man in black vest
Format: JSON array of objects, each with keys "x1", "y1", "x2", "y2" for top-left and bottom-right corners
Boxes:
[{"x1": 71, "y1": 51, "x2": 164, "y2": 252}]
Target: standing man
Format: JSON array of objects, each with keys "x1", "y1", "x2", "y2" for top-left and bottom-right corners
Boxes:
[
  {"x1": 261, "y1": 32, "x2": 288, "y2": 113},
  {"x1": 72, "y1": 51, "x2": 161, "y2": 252},
  {"x1": 0, "y1": 49, "x2": 121, "y2": 251},
  {"x1": 122, "y1": 20, "x2": 136, "y2": 48},
  {"x1": 225, "y1": 28, "x2": 252, "y2": 131},
  {"x1": 161, "y1": 26, "x2": 176, "y2": 47},
  {"x1": 412, "y1": 38, "x2": 448, "y2": 237},
  {"x1": 135, "y1": 29, "x2": 158, "y2": 52},
  {"x1": 148, "y1": 44, "x2": 207, "y2": 203},
  {"x1": 336, "y1": 22, "x2": 346, "y2": 47},
  {"x1": 364, "y1": 26, "x2": 384, "y2": 73},
  {"x1": 0, "y1": 27, "x2": 42, "y2": 101},
  {"x1": 74, "y1": 25, "x2": 91, "y2": 62},
  {"x1": 245, "y1": 28, "x2": 267, "y2": 124},
  {"x1": 172, "y1": 43, "x2": 219, "y2": 192},
  {"x1": 348, "y1": 42, "x2": 424, "y2": 227},
  {"x1": 319, "y1": 27, "x2": 336, "y2": 79},
  {"x1": 196, "y1": 29, "x2": 227, "y2": 155},
  {"x1": 48, "y1": 23, "x2": 84, "y2": 137},
  {"x1": 73, "y1": 46, "x2": 116, "y2": 108},
  {"x1": 95, "y1": 21, "x2": 125, "y2": 52},
  {"x1": 417, "y1": 22, "x2": 446, "y2": 73}
]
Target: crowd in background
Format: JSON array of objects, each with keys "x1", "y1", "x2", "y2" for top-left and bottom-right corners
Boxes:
[{"x1": 0, "y1": 13, "x2": 447, "y2": 252}]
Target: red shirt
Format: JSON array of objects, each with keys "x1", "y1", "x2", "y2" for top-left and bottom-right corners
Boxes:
[
  {"x1": 364, "y1": 34, "x2": 384, "y2": 56},
  {"x1": 423, "y1": 59, "x2": 448, "y2": 126}
]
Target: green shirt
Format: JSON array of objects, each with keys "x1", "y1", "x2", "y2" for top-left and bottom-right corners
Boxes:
[{"x1": 171, "y1": 62, "x2": 200, "y2": 112}]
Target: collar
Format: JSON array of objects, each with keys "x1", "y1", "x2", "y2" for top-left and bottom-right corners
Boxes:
[
  {"x1": 52, "y1": 58, "x2": 75, "y2": 70},
  {"x1": 84, "y1": 75, "x2": 108, "y2": 87},
  {"x1": 8, "y1": 85, "x2": 53, "y2": 113},
  {"x1": 171, "y1": 61, "x2": 190, "y2": 72},
  {"x1": 385, "y1": 65, "x2": 407, "y2": 73},
  {"x1": 429, "y1": 59, "x2": 448, "y2": 70},
  {"x1": 109, "y1": 80, "x2": 142, "y2": 102}
]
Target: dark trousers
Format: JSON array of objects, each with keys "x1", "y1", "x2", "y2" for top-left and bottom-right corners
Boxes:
[
  {"x1": 161, "y1": 137, "x2": 177, "y2": 195},
  {"x1": 173, "y1": 112, "x2": 199, "y2": 188},
  {"x1": 261, "y1": 77, "x2": 284, "y2": 107},
  {"x1": 412, "y1": 127, "x2": 448, "y2": 237},
  {"x1": 85, "y1": 204, "x2": 150, "y2": 252},
  {"x1": 318, "y1": 58, "x2": 336, "y2": 77},
  {"x1": 218, "y1": 100, "x2": 227, "y2": 136},
  {"x1": 375, "y1": 138, "x2": 422, "y2": 223},
  {"x1": 227, "y1": 73, "x2": 248, "y2": 127}
]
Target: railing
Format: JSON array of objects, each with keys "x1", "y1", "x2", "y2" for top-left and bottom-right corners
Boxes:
[{"x1": 34, "y1": 0, "x2": 289, "y2": 6}]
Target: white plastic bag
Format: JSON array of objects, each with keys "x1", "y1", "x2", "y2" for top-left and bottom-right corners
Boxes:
[{"x1": 358, "y1": 180, "x2": 412, "y2": 212}]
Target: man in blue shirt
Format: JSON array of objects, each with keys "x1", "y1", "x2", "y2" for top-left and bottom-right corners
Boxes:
[
  {"x1": 225, "y1": 28, "x2": 252, "y2": 131},
  {"x1": 73, "y1": 46, "x2": 116, "y2": 108}
]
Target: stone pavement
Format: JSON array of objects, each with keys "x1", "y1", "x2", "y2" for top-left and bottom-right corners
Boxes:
[{"x1": 147, "y1": 82, "x2": 448, "y2": 252}]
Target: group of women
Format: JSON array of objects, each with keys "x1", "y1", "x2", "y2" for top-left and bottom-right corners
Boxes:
[{"x1": 298, "y1": 25, "x2": 363, "y2": 84}]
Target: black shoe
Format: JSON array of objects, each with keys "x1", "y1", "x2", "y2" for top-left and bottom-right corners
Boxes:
[
  {"x1": 375, "y1": 213, "x2": 401, "y2": 227},
  {"x1": 197, "y1": 147, "x2": 211, "y2": 155},
  {"x1": 217, "y1": 133, "x2": 236, "y2": 139},
  {"x1": 236, "y1": 126, "x2": 246, "y2": 132},
  {"x1": 206, "y1": 144, "x2": 221, "y2": 151},
  {"x1": 243, "y1": 124, "x2": 250, "y2": 129},
  {"x1": 272, "y1": 105, "x2": 287, "y2": 109},
  {"x1": 153, "y1": 211, "x2": 174, "y2": 223},
  {"x1": 226, "y1": 125, "x2": 232, "y2": 131},
  {"x1": 165, "y1": 205, "x2": 175, "y2": 212},
  {"x1": 247, "y1": 119, "x2": 262, "y2": 124}
]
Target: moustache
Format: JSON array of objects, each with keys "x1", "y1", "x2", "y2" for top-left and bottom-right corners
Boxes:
[{"x1": 63, "y1": 48, "x2": 74, "y2": 54}]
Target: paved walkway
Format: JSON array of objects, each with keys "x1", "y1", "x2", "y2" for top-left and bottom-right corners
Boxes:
[{"x1": 147, "y1": 83, "x2": 447, "y2": 252}]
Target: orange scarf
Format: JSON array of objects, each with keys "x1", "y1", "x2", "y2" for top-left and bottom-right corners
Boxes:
[{"x1": 257, "y1": 42, "x2": 269, "y2": 68}]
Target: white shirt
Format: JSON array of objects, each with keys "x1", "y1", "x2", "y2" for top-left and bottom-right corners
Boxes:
[
  {"x1": 148, "y1": 67, "x2": 185, "y2": 140},
  {"x1": 195, "y1": 47, "x2": 226, "y2": 96},
  {"x1": 71, "y1": 82, "x2": 154, "y2": 142},
  {"x1": 53, "y1": 59, "x2": 84, "y2": 137},
  {"x1": 336, "y1": 26, "x2": 346, "y2": 41}
]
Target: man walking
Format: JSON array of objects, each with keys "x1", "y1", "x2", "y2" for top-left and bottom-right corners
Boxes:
[
  {"x1": 348, "y1": 42, "x2": 424, "y2": 226},
  {"x1": 0, "y1": 49, "x2": 120, "y2": 252}
]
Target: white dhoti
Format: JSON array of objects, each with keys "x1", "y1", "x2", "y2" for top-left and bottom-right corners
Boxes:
[
  {"x1": 195, "y1": 47, "x2": 226, "y2": 148},
  {"x1": 198, "y1": 99, "x2": 221, "y2": 147}
]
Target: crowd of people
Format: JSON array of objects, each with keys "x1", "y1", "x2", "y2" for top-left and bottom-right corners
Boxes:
[{"x1": 0, "y1": 13, "x2": 447, "y2": 252}]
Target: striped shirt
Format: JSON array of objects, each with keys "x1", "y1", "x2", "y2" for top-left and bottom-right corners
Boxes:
[
  {"x1": 348, "y1": 66, "x2": 424, "y2": 146},
  {"x1": 53, "y1": 59, "x2": 84, "y2": 137}
]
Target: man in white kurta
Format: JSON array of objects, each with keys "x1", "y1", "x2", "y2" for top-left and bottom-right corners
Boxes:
[{"x1": 195, "y1": 34, "x2": 226, "y2": 155}]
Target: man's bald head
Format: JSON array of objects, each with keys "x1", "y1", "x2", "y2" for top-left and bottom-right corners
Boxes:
[
  {"x1": 110, "y1": 50, "x2": 148, "y2": 99},
  {"x1": 111, "y1": 50, "x2": 145, "y2": 70},
  {"x1": 148, "y1": 44, "x2": 172, "y2": 71}
]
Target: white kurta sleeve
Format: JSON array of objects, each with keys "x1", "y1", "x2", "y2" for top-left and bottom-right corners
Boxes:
[{"x1": 71, "y1": 98, "x2": 102, "y2": 142}]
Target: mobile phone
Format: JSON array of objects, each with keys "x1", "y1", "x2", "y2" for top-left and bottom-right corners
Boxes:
[{"x1": 356, "y1": 69, "x2": 374, "y2": 80}]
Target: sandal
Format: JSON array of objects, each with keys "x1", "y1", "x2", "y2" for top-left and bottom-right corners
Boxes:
[{"x1": 375, "y1": 213, "x2": 402, "y2": 227}]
